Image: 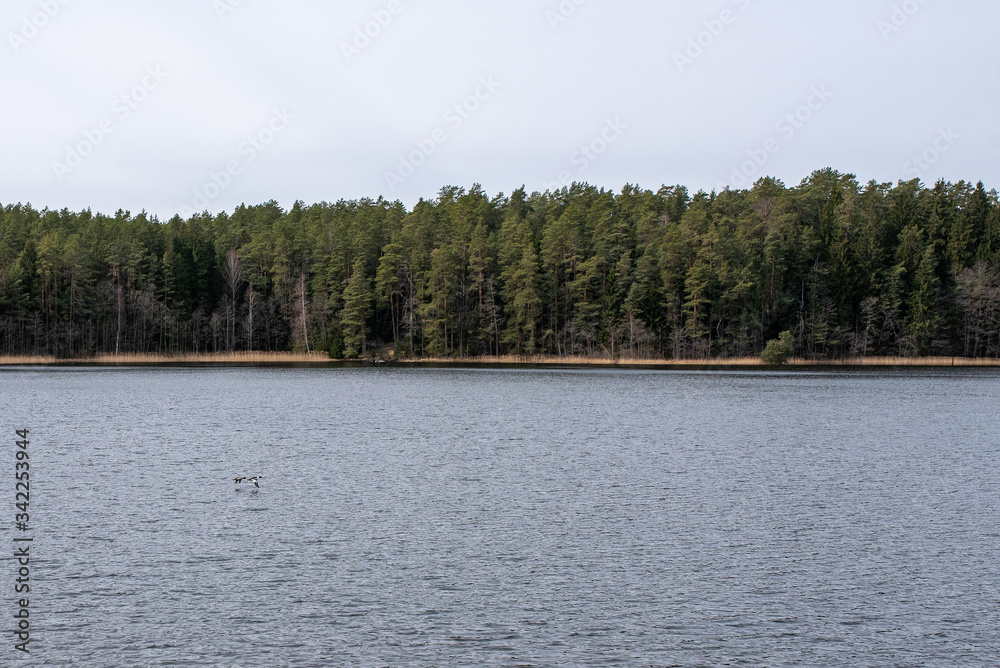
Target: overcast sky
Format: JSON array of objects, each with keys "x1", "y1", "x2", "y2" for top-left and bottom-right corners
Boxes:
[{"x1": 3, "y1": 0, "x2": 998, "y2": 218}]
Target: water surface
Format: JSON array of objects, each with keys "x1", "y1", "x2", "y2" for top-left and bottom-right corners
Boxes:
[{"x1": 1, "y1": 367, "x2": 998, "y2": 666}]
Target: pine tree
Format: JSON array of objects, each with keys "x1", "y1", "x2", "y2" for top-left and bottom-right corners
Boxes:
[
  {"x1": 909, "y1": 244, "x2": 940, "y2": 355},
  {"x1": 501, "y1": 225, "x2": 542, "y2": 354},
  {"x1": 340, "y1": 259, "x2": 370, "y2": 358}
]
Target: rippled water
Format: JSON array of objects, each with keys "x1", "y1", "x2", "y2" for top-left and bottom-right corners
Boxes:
[{"x1": 1, "y1": 366, "x2": 999, "y2": 666}]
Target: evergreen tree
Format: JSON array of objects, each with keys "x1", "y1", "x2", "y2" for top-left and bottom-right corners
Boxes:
[
  {"x1": 340, "y1": 259, "x2": 369, "y2": 357},
  {"x1": 1, "y1": 174, "x2": 998, "y2": 360},
  {"x1": 909, "y1": 245, "x2": 940, "y2": 355}
]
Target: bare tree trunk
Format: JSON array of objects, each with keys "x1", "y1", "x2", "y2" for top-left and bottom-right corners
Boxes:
[
  {"x1": 246, "y1": 286, "x2": 256, "y2": 351},
  {"x1": 296, "y1": 273, "x2": 310, "y2": 353},
  {"x1": 390, "y1": 292, "x2": 399, "y2": 347},
  {"x1": 222, "y1": 249, "x2": 244, "y2": 351},
  {"x1": 115, "y1": 267, "x2": 122, "y2": 355}
]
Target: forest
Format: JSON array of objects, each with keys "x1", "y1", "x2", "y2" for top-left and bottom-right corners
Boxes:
[{"x1": 2, "y1": 169, "x2": 1000, "y2": 360}]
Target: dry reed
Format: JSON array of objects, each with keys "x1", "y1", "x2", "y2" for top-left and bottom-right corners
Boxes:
[
  {"x1": 787, "y1": 356, "x2": 1000, "y2": 367},
  {"x1": 411, "y1": 355, "x2": 763, "y2": 366},
  {"x1": 2, "y1": 352, "x2": 999, "y2": 367},
  {"x1": 0, "y1": 352, "x2": 330, "y2": 365},
  {"x1": 0, "y1": 355, "x2": 59, "y2": 365},
  {"x1": 402, "y1": 355, "x2": 1000, "y2": 367}
]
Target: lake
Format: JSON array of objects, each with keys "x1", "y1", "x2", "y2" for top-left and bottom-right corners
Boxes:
[{"x1": 1, "y1": 366, "x2": 999, "y2": 666}]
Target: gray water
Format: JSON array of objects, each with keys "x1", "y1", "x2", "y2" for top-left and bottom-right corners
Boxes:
[{"x1": 1, "y1": 366, "x2": 999, "y2": 667}]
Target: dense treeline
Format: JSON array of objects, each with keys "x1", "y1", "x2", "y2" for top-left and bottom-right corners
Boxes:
[{"x1": 3, "y1": 169, "x2": 1000, "y2": 359}]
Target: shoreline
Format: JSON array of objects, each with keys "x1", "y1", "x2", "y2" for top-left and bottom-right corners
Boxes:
[{"x1": 2, "y1": 353, "x2": 1000, "y2": 369}]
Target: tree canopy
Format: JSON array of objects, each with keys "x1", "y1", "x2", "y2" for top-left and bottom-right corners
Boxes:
[{"x1": 3, "y1": 171, "x2": 1000, "y2": 359}]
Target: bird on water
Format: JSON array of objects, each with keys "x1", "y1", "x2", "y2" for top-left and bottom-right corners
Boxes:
[{"x1": 234, "y1": 476, "x2": 262, "y2": 487}]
